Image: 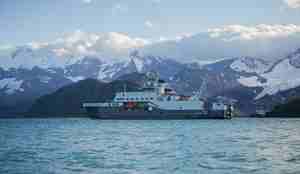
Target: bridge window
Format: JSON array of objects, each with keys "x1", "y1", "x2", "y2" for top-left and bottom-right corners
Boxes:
[{"x1": 167, "y1": 96, "x2": 171, "y2": 101}]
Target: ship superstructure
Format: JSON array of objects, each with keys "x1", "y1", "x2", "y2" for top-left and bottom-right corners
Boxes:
[{"x1": 83, "y1": 72, "x2": 233, "y2": 119}]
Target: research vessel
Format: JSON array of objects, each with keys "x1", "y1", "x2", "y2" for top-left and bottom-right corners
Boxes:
[{"x1": 83, "y1": 72, "x2": 233, "y2": 119}]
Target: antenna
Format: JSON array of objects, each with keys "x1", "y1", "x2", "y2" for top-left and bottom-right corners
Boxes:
[
  {"x1": 123, "y1": 83, "x2": 127, "y2": 95},
  {"x1": 198, "y1": 78, "x2": 207, "y2": 99}
]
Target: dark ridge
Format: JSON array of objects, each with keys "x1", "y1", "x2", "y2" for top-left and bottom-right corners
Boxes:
[
  {"x1": 266, "y1": 97, "x2": 300, "y2": 117},
  {"x1": 27, "y1": 78, "x2": 141, "y2": 117}
]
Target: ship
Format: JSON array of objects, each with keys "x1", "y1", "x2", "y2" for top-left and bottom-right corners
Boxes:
[{"x1": 82, "y1": 72, "x2": 233, "y2": 119}]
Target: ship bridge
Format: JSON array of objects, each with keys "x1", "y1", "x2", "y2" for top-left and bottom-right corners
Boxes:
[{"x1": 113, "y1": 91, "x2": 157, "y2": 102}]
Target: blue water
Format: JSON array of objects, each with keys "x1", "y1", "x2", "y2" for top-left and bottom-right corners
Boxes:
[{"x1": 1, "y1": 118, "x2": 300, "y2": 174}]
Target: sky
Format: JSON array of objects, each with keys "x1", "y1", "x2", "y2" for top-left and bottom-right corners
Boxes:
[{"x1": 1, "y1": 0, "x2": 300, "y2": 47}]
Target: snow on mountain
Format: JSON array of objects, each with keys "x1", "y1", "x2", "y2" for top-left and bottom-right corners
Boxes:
[
  {"x1": 0, "y1": 78, "x2": 24, "y2": 94},
  {"x1": 38, "y1": 76, "x2": 52, "y2": 83},
  {"x1": 0, "y1": 31, "x2": 150, "y2": 72},
  {"x1": 237, "y1": 76, "x2": 262, "y2": 88},
  {"x1": 288, "y1": 48, "x2": 300, "y2": 68},
  {"x1": 1, "y1": 46, "x2": 81, "y2": 70},
  {"x1": 132, "y1": 57, "x2": 144, "y2": 72},
  {"x1": 237, "y1": 51, "x2": 300, "y2": 99},
  {"x1": 66, "y1": 76, "x2": 85, "y2": 82},
  {"x1": 130, "y1": 51, "x2": 164, "y2": 73},
  {"x1": 230, "y1": 57, "x2": 271, "y2": 74},
  {"x1": 96, "y1": 60, "x2": 133, "y2": 81},
  {"x1": 0, "y1": 33, "x2": 147, "y2": 84},
  {"x1": 1, "y1": 29, "x2": 300, "y2": 107}
]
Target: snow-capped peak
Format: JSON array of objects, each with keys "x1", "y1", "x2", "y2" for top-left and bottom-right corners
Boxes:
[
  {"x1": 0, "y1": 46, "x2": 82, "y2": 70},
  {"x1": 231, "y1": 56, "x2": 271, "y2": 74},
  {"x1": 129, "y1": 50, "x2": 166, "y2": 72},
  {"x1": 0, "y1": 31, "x2": 153, "y2": 71},
  {"x1": 0, "y1": 78, "x2": 24, "y2": 94},
  {"x1": 237, "y1": 49, "x2": 300, "y2": 99},
  {"x1": 288, "y1": 48, "x2": 300, "y2": 68}
]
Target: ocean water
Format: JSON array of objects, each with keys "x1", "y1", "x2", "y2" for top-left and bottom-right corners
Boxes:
[{"x1": 1, "y1": 118, "x2": 300, "y2": 174}]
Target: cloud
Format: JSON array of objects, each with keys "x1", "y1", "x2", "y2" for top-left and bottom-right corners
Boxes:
[
  {"x1": 207, "y1": 24, "x2": 300, "y2": 41},
  {"x1": 284, "y1": 0, "x2": 300, "y2": 8},
  {"x1": 145, "y1": 21, "x2": 154, "y2": 28},
  {"x1": 158, "y1": 36, "x2": 168, "y2": 42},
  {"x1": 52, "y1": 48, "x2": 70, "y2": 56},
  {"x1": 152, "y1": 0, "x2": 161, "y2": 4},
  {"x1": 112, "y1": 3, "x2": 128, "y2": 14},
  {"x1": 27, "y1": 41, "x2": 49, "y2": 49},
  {"x1": 26, "y1": 30, "x2": 150, "y2": 59},
  {"x1": 0, "y1": 44, "x2": 15, "y2": 56},
  {"x1": 155, "y1": 33, "x2": 194, "y2": 43},
  {"x1": 82, "y1": 0, "x2": 92, "y2": 4},
  {"x1": 15, "y1": 24, "x2": 300, "y2": 63},
  {"x1": 141, "y1": 24, "x2": 300, "y2": 62},
  {"x1": 0, "y1": 44, "x2": 14, "y2": 50},
  {"x1": 175, "y1": 33, "x2": 194, "y2": 41}
]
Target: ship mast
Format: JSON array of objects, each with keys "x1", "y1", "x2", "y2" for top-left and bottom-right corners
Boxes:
[
  {"x1": 198, "y1": 78, "x2": 207, "y2": 99},
  {"x1": 123, "y1": 84, "x2": 127, "y2": 96}
]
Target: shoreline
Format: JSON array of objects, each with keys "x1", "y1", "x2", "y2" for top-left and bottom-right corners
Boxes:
[
  {"x1": 0, "y1": 112, "x2": 87, "y2": 118},
  {"x1": 1, "y1": 113, "x2": 300, "y2": 119}
]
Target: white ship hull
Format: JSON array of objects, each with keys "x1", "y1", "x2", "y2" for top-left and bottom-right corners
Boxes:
[{"x1": 85, "y1": 107, "x2": 232, "y2": 119}]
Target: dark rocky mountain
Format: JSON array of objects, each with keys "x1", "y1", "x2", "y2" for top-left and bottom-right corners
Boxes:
[
  {"x1": 168, "y1": 58, "x2": 265, "y2": 115},
  {"x1": 28, "y1": 78, "x2": 141, "y2": 116},
  {"x1": 1, "y1": 46, "x2": 300, "y2": 116},
  {"x1": 0, "y1": 67, "x2": 72, "y2": 114},
  {"x1": 266, "y1": 97, "x2": 300, "y2": 117},
  {"x1": 0, "y1": 50, "x2": 185, "y2": 114},
  {"x1": 256, "y1": 86, "x2": 300, "y2": 113}
]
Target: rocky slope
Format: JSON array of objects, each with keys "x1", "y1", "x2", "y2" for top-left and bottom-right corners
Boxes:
[
  {"x1": 28, "y1": 78, "x2": 141, "y2": 116},
  {"x1": 1, "y1": 42, "x2": 300, "y2": 115},
  {"x1": 0, "y1": 47, "x2": 185, "y2": 114},
  {"x1": 266, "y1": 97, "x2": 300, "y2": 117}
]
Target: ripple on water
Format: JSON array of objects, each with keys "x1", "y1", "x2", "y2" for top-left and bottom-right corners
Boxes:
[
  {"x1": 1, "y1": 118, "x2": 300, "y2": 174},
  {"x1": 286, "y1": 154, "x2": 300, "y2": 163}
]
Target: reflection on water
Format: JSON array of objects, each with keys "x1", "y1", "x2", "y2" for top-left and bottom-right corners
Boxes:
[{"x1": 1, "y1": 118, "x2": 300, "y2": 174}]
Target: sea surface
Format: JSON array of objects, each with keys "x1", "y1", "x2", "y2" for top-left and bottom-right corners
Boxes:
[{"x1": 1, "y1": 118, "x2": 300, "y2": 174}]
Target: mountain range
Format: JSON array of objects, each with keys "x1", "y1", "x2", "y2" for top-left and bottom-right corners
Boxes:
[{"x1": 1, "y1": 33, "x2": 300, "y2": 115}]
